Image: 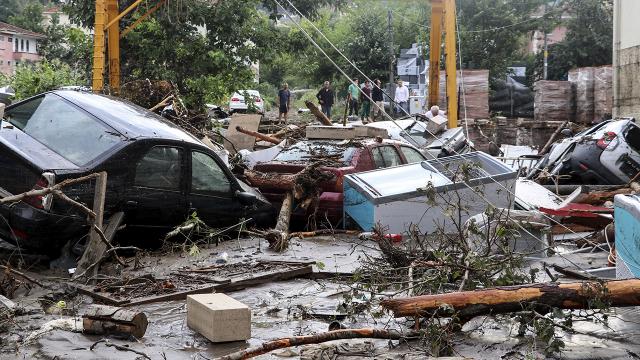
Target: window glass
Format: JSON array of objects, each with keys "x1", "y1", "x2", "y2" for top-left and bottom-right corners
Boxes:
[
  {"x1": 4, "y1": 94, "x2": 122, "y2": 165},
  {"x1": 371, "y1": 147, "x2": 386, "y2": 168},
  {"x1": 191, "y1": 151, "x2": 230, "y2": 193},
  {"x1": 400, "y1": 146, "x2": 426, "y2": 164},
  {"x1": 379, "y1": 146, "x2": 402, "y2": 167},
  {"x1": 135, "y1": 147, "x2": 182, "y2": 190},
  {"x1": 626, "y1": 124, "x2": 640, "y2": 152}
]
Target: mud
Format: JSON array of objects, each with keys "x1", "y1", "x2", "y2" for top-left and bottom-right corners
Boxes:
[{"x1": 1, "y1": 235, "x2": 640, "y2": 360}]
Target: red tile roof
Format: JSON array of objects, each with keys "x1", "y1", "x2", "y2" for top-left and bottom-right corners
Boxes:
[{"x1": 0, "y1": 22, "x2": 46, "y2": 39}]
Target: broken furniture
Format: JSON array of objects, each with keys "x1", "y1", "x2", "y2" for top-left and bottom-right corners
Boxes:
[
  {"x1": 343, "y1": 152, "x2": 517, "y2": 234},
  {"x1": 187, "y1": 293, "x2": 251, "y2": 343}
]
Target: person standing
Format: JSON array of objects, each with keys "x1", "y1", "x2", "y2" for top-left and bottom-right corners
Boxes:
[
  {"x1": 277, "y1": 83, "x2": 291, "y2": 123},
  {"x1": 371, "y1": 78, "x2": 385, "y2": 121},
  {"x1": 347, "y1": 78, "x2": 360, "y2": 116},
  {"x1": 316, "y1": 81, "x2": 334, "y2": 119},
  {"x1": 393, "y1": 79, "x2": 409, "y2": 117},
  {"x1": 360, "y1": 80, "x2": 372, "y2": 123}
]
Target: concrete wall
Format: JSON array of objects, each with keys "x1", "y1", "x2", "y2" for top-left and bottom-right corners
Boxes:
[
  {"x1": 0, "y1": 34, "x2": 14, "y2": 75},
  {"x1": 613, "y1": 0, "x2": 640, "y2": 119}
]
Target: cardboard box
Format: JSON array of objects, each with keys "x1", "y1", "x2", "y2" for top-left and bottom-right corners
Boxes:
[{"x1": 187, "y1": 293, "x2": 251, "y2": 343}]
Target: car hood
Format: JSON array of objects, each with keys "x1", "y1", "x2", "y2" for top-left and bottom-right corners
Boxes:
[{"x1": 0, "y1": 120, "x2": 78, "y2": 172}]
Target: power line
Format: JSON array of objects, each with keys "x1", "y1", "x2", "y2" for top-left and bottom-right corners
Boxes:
[{"x1": 275, "y1": 0, "x2": 592, "y2": 271}]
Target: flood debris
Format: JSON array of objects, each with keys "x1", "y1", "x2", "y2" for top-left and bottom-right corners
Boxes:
[
  {"x1": 187, "y1": 293, "x2": 251, "y2": 343},
  {"x1": 381, "y1": 279, "x2": 640, "y2": 320},
  {"x1": 219, "y1": 328, "x2": 406, "y2": 360},
  {"x1": 82, "y1": 304, "x2": 148, "y2": 339}
]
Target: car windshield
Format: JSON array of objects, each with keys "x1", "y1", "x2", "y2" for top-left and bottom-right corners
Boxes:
[
  {"x1": 4, "y1": 94, "x2": 122, "y2": 165},
  {"x1": 400, "y1": 121, "x2": 428, "y2": 147},
  {"x1": 273, "y1": 141, "x2": 358, "y2": 166}
]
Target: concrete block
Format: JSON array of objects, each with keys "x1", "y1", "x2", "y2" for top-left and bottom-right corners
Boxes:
[
  {"x1": 426, "y1": 115, "x2": 447, "y2": 135},
  {"x1": 306, "y1": 125, "x2": 356, "y2": 139},
  {"x1": 187, "y1": 293, "x2": 251, "y2": 343},
  {"x1": 352, "y1": 125, "x2": 389, "y2": 138}
]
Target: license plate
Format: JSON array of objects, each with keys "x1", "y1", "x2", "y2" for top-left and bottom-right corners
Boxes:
[{"x1": 619, "y1": 153, "x2": 640, "y2": 178}]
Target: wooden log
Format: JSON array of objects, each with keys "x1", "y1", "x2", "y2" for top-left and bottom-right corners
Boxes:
[
  {"x1": 539, "y1": 121, "x2": 569, "y2": 155},
  {"x1": 574, "y1": 186, "x2": 636, "y2": 205},
  {"x1": 305, "y1": 100, "x2": 333, "y2": 126},
  {"x1": 82, "y1": 304, "x2": 148, "y2": 338},
  {"x1": 218, "y1": 328, "x2": 404, "y2": 360},
  {"x1": 381, "y1": 279, "x2": 640, "y2": 320},
  {"x1": 265, "y1": 191, "x2": 294, "y2": 252},
  {"x1": 244, "y1": 170, "x2": 295, "y2": 191},
  {"x1": 75, "y1": 172, "x2": 108, "y2": 280},
  {"x1": 235, "y1": 126, "x2": 281, "y2": 145}
]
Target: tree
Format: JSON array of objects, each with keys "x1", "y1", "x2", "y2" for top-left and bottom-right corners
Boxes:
[
  {"x1": 10, "y1": 59, "x2": 85, "y2": 99},
  {"x1": 7, "y1": 1, "x2": 44, "y2": 33},
  {"x1": 534, "y1": 0, "x2": 613, "y2": 81},
  {"x1": 456, "y1": 0, "x2": 547, "y2": 83},
  {"x1": 0, "y1": 0, "x2": 22, "y2": 22}
]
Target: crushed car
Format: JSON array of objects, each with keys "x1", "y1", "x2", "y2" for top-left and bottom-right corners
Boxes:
[
  {"x1": 527, "y1": 118, "x2": 640, "y2": 185},
  {"x1": 364, "y1": 115, "x2": 472, "y2": 158},
  {"x1": 0, "y1": 90, "x2": 271, "y2": 254},
  {"x1": 244, "y1": 138, "x2": 428, "y2": 225}
]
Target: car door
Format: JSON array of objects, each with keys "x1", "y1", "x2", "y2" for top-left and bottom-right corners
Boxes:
[
  {"x1": 188, "y1": 149, "x2": 242, "y2": 228},
  {"x1": 124, "y1": 145, "x2": 188, "y2": 230},
  {"x1": 370, "y1": 145, "x2": 404, "y2": 169}
]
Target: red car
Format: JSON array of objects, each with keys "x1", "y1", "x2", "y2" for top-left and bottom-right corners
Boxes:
[{"x1": 245, "y1": 138, "x2": 427, "y2": 226}]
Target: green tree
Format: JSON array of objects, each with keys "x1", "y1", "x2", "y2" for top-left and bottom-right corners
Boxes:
[
  {"x1": 10, "y1": 59, "x2": 85, "y2": 99},
  {"x1": 0, "y1": 0, "x2": 22, "y2": 22},
  {"x1": 534, "y1": 0, "x2": 613, "y2": 81},
  {"x1": 7, "y1": 1, "x2": 44, "y2": 33}
]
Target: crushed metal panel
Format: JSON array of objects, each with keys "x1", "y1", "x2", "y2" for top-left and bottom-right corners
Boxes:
[{"x1": 223, "y1": 114, "x2": 262, "y2": 154}]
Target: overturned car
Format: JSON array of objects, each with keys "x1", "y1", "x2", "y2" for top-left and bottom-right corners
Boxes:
[
  {"x1": 527, "y1": 118, "x2": 640, "y2": 185},
  {"x1": 0, "y1": 91, "x2": 271, "y2": 254}
]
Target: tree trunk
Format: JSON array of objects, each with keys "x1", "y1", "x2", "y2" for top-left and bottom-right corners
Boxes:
[
  {"x1": 265, "y1": 191, "x2": 294, "y2": 252},
  {"x1": 381, "y1": 279, "x2": 640, "y2": 320},
  {"x1": 244, "y1": 170, "x2": 295, "y2": 192},
  {"x1": 305, "y1": 100, "x2": 333, "y2": 126},
  {"x1": 574, "y1": 185, "x2": 637, "y2": 205},
  {"x1": 218, "y1": 328, "x2": 403, "y2": 360},
  {"x1": 235, "y1": 126, "x2": 281, "y2": 145},
  {"x1": 82, "y1": 305, "x2": 148, "y2": 339},
  {"x1": 539, "y1": 121, "x2": 568, "y2": 156}
]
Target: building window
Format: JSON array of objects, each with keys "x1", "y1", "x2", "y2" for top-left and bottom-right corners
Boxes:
[
  {"x1": 26, "y1": 40, "x2": 30, "y2": 52},
  {"x1": 14, "y1": 40, "x2": 17, "y2": 52},
  {"x1": 8, "y1": 37, "x2": 12, "y2": 42},
  {"x1": 0, "y1": 60, "x2": 3, "y2": 65},
  {"x1": 20, "y1": 39, "x2": 24, "y2": 52},
  {"x1": 0, "y1": 36, "x2": 4, "y2": 41},
  {"x1": 7, "y1": 61, "x2": 10, "y2": 66}
]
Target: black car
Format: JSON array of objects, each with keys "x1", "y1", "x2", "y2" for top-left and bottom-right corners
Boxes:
[{"x1": 0, "y1": 90, "x2": 271, "y2": 254}]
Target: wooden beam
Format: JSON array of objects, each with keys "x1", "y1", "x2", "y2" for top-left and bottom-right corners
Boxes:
[{"x1": 74, "y1": 172, "x2": 108, "y2": 281}]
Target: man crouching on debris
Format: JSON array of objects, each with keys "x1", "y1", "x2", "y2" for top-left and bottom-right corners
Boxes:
[
  {"x1": 425, "y1": 105, "x2": 446, "y2": 119},
  {"x1": 278, "y1": 83, "x2": 291, "y2": 123}
]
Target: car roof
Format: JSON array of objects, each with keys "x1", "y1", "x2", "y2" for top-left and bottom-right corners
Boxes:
[
  {"x1": 52, "y1": 90, "x2": 203, "y2": 145},
  {"x1": 233, "y1": 90, "x2": 260, "y2": 96}
]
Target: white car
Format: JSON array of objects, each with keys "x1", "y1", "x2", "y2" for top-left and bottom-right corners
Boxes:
[{"x1": 228, "y1": 90, "x2": 264, "y2": 114}]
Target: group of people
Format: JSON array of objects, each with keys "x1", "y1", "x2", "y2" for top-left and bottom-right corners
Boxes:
[{"x1": 276, "y1": 78, "x2": 445, "y2": 124}]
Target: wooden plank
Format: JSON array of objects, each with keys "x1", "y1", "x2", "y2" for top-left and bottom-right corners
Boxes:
[
  {"x1": 75, "y1": 172, "x2": 108, "y2": 279},
  {"x1": 223, "y1": 114, "x2": 262, "y2": 154}
]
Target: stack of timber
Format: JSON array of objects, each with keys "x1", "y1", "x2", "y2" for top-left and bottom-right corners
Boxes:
[{"x1": 534, "y1": 80, "x2": 573, "y2": 122}]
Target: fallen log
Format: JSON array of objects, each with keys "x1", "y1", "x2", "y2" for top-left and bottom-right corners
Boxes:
[
  {"x1": 305, "y1": 100, "x2": 333, "y2": 126},
  {"x1": 82, "y1": 304, "x2": 148, "y2": 339},
  {"x1": 265, "y1": 191, "x2": 294, "y2": 252},
  {"x1": 244, "y1": 170, "x2": 295, "y2": 192},
  {"x1": 289, "y1": 229, "x2": 360, "y2": 239},
  {"x1": 381, "y1": 279, "x2": 640, "y2": 320},
  {"x1": 539, "y1": 121, "x2": 569, "y2": 156},
  {"x1": 235, "y1": 126, "x2": 281, "y2": 145},
  {"x1": 218, "y1": 328, "x2": 405, "y2": 360}
]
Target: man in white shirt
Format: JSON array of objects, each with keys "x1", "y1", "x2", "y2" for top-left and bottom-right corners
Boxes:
[
  {"x1": 393, "y1": 80, "x2": 409, "y2": 117},
  {"x1": 425, "y1": 105, "x2": 446, "y2": 119}
]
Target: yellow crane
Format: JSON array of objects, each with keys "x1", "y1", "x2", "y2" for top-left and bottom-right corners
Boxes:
[
  {"x1": 92, "y1": 0, "x2": 166, "y2": 94},
  {"x1": 428, "y1": 0, "x2": 458, "y2": 129}
]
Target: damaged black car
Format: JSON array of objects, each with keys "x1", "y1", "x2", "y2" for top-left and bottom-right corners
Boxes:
[{"x1": 0, "y1": 90, "x2": 271, "y2": 254}]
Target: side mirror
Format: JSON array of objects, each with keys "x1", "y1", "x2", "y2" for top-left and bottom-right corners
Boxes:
[
  {"x1": 236, "y1": 190, "x2": 257, "y2": 206},
  {"x1": 560, "y1": 128, "x2": 573, "y2": 137}
]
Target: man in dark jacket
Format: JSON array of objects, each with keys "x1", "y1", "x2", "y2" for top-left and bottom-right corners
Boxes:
[
  {"x1": 371, "y1": 78, "x2": 385, "y2": 121},
  {"x1": 316, "y1": 81, "x2": 335, "y2": 119}
]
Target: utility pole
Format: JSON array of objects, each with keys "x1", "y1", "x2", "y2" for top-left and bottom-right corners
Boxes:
[
  {"x1": 387, "y1": 9, "x2": 394, "y2": 87},
  {"x1": 543, "y1": 2, "x2": 548, "y2": 80}
]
